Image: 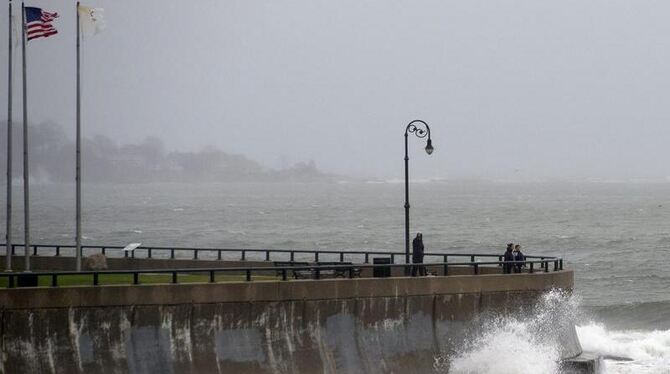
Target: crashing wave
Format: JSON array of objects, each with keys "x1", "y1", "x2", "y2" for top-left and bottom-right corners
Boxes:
[{"x1": 435, "y1": 289, "x2": 580, "y2": 374}]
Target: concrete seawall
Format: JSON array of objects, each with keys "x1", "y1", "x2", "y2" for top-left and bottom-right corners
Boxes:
[{"x1": 0, "y1": 270, "x2": 577, "y2": 373}]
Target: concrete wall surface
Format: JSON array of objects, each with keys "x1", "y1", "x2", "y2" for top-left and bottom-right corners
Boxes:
[{"x1": 0, "y1": 271, "x2": 578, "y2": 374}]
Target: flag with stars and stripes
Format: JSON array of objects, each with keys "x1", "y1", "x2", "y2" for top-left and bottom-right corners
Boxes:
[{"x1": 25, "y1": 6, "x2": 59, "y2": 41}]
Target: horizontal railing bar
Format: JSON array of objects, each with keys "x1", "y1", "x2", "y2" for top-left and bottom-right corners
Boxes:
[
  {"x1": 0, "y1": 243, "x2": 560, "y2": 260},
  {"x1": 0, "y1": 260, "x2": 558, "y2": 278}
]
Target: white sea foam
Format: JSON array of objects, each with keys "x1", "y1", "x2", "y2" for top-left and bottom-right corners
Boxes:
[
  {"x1": 439, "y1": 291, "x2": 670, "y2": 374},
  {"x1": 437, "y1": 290, "x2": 578, "y2": 374},
  {"x1": 446, "y1": 320, "x2": 560, "y2": 374},
  {"x1": 577, "y1": 324, "x2": 670, "y2": 374}
]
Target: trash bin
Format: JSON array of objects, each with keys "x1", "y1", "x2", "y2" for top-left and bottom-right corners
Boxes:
[
  {"x1": 373, "y1": 258, "x2": 391, "y2": 278},
  {"x1": 17, "y1": 273, "x2": 38, "y2": 287}
]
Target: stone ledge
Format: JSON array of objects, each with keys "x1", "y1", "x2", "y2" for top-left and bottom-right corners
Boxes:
[
  {"x1": 0, "y1": 269, "x2": 573, "y2": 310},
  {"x1": 560, "y1": 352, "x2": 603, "y2": 374}
]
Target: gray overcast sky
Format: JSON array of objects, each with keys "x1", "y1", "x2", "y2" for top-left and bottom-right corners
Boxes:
[{"x1": 2, "y1": 1, "x2": 670, "y2": 180}]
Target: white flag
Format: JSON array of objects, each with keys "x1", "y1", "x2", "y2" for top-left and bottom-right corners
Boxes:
[{"x1": 78, "y1": 5, "x2": 105, "y2": 37}]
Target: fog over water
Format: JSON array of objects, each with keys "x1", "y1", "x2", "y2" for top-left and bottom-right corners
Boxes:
[{"x1": 2, "y1": 1, "x2": 670, "y2": 180}]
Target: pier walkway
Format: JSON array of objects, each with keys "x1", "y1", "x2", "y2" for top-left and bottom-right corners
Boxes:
[{"x1": 0, "y1": 243, "x2": 563, "y2": 288}]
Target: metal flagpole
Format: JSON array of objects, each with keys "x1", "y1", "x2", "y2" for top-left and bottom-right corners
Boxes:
[
  {"x1": 20, "y1": 2, "x2": 29, "y2": 271},
  {"x1": 5, "y1": 0, "x2": 13, "y2": 271},
  {"x1": 75, "y1": 1, "x2": 82, "y2": 271}
]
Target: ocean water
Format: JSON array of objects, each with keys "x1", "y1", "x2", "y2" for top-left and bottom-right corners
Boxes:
[{"x1": 2, "y1": 180, "x2": 670, "y2": 373}]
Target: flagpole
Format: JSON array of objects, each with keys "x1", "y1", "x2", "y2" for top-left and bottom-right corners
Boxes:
[
  {"x1": 20, "y1": 2, "x2": 29, "y2": 272},
  {"x1": 5, "y1": 0, "x2": 13, "y2": 272},
  {"x1": 75, "y1": 1, "x2": 82, "y2": 271}
]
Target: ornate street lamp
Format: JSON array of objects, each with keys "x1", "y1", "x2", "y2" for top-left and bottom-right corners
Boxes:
[{"x1": 404, "y1": 120, "x2": 433, "y2": 274}]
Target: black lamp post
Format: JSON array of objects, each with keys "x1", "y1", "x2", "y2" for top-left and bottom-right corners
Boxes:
[{"x1": 404, "y1": 120, "x2": 433, "y2": 274}]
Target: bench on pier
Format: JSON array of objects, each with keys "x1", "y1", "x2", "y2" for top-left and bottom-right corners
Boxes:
[
  {"x1": 272, "y1": 261, "x2": 362, "y2": 279},
  {"x1": 315, "y1": 262, "x2": 361, "y2": 278},
  {"x1": 273, "y1": 262, "x2": 312, "y2": 279}
]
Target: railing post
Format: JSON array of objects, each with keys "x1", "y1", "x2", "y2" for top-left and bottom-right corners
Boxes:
[
  {"x1": 124, "y1": 250, "x2": 128, "y2": 258},
  {"x1": 147, "y1": 248, "x2": 152, "y2": 258},
  {"x1": 193, "y1": 250, "x2": 198, "y2": 260},
  {"x1": 530, "y1": 262, "x2": 534, "y2": 274},
  {"x1": 170, "y1": 249, "x2": 175, "y2": 259},
  {"x1": 443, "y1": 263, "x2": 448, "y2": 276},
  {"x1": 209, "y1": 271, "x2": 215, "y2": 283},
  {"x1": 8, "y1": 275, "x2": 14, "y2": 288},
  {"x1": 554, "y1": 260, "x2": 558, "y2": 271},
  {"x1": 315, "y1": 267, "x2": 320, "y2": 280},
  {"x1": 131, "y1": 249, "x2": 135, "y2": 258},
  {"x1": 265, "y1": 251, "x2": 270, "y2": 261},
  {"x1": 246, "y1": 270, "x2": 251, "y2": 282},
  {"x1": 93, "y1": 273, "x2": 99, "y2": 286},
  {"x1": 218, "y1": 250, "x2": 222, "y2": 261},
  {"x1": 498, "y1": 255, "x2": 502, "y2": 267},
  {"x1": 348, "y1": 267, "x2": 354, "y2": 279},
  {"x1": 50, "y1": 274, "x2": 57, "y2": 287},
  {"x1": 55, "y1": 246, "x2": 60, "y2": 257},
  {"x1": 315, "y1": 252, "x2": 319, "y2": 262},
  {"x1": 544, "y1": 262, "x2": 549, "y2": 273},
  {"x1": 391, "y1": 254, "x2": 395, "y2": 264},
  {"x1": 172, "y1": 272, "x2": 177, "y2": 284},
  {"x1": 339, "y1": 252, "x2": 344, "y2": 263},
  {"x1": 541, "y1": 257, "x2": 545, "y2": 269},
  {"x1": 471, "y1": 255, "x2": 475, "y2": 263},
  {"x1": 11, "y1": 244, "x2": 15, "y2": 255},
  {"x1": 133, "y1": 273, "x2": 139, "y2": 284},
  {"x1": 241, "y1": 250, "x2": 246, "y2": 261},
  {"x1": 559, "y1": 259, "x2": 563, "y2": 270},
  {"x1": 364, "y1": 253, "x2": 369, "y2": 263},
  {"x1": 290, "y1": 251, "x2": 295, "y2": 262},
  {"x1": 443, "y1": 254, "x2": 448, "y2": 263},
  {"x1": 281, "y1": 269, "x2": 287, "y2": 281},
  {"x1": 474, "y1": 264, "x2": 479, "y2": 275},
  {"x1": 101, "y1": 247, "x2": 106, "y2": 255},
  {"x1": 33, "y1": 245, "x2": 37, "y2": 256}
]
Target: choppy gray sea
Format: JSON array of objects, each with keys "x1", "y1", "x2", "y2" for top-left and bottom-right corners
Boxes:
[{"x1": 2, "y1": 181, "x2": 669, "y2": 373}]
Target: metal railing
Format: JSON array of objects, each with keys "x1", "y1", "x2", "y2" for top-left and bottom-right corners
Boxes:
[
  {"x1": 0, "y1": 258, "x2": 565, "y2": 289},
  {"x1": 0, "y1": 243, "x2": 560, "y2": 265}
]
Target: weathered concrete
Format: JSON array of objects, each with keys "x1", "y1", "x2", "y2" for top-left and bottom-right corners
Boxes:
[
  {"x1": 0, "y1": 270, "x2": 573, "y2": 309},
  {"x1": 0, "y1": 270, "x2": 578, "y2": 373},
  {"x1": 83, "y1": 254, "x2": 108, "y2": 270},
  {"x1": 560, "y1": 352, "x2": 603, "y2": 374}
]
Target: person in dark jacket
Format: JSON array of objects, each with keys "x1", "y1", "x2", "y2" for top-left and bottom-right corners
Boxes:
[
  {"x1": 411, "y1": 232, "x2": 426, "y2": 277},
  {"x1": 513, "y1": 244, "x2": 525, "y2": 273},
  {"x1": 503, "y1": 243, "x2": 514, "y2": 274}
]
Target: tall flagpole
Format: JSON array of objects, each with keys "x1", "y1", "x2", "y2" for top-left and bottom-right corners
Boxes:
[
  {"x1": 75, "y1": 1, "x2": 82, "y2": 271},
  {"x1": 20, "y1": 2, "x2": 29, "y2": 271},
  {"x1": 5, "y1": 0, "x2": 13, "y2": 271}
]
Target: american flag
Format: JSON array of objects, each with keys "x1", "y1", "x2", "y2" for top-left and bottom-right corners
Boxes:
[{"x1": 25, "y1": 7, "x2": 59, "y2": 41}]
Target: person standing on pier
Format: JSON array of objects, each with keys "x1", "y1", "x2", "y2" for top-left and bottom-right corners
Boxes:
[
  {"x1": 513, "y1": 244, "x2": 525, "y2": 273},
  {"x1": 503, "y1": 243, "x2": 514, "y2": 274},
  {"x1": 411, "y1": 232, "x2": 426, "y2": 276}
]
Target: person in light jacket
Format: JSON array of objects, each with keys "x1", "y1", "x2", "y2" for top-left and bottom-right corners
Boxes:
[{"x1": 513, "y1": 244, "x2": 525, "y2": 273}]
